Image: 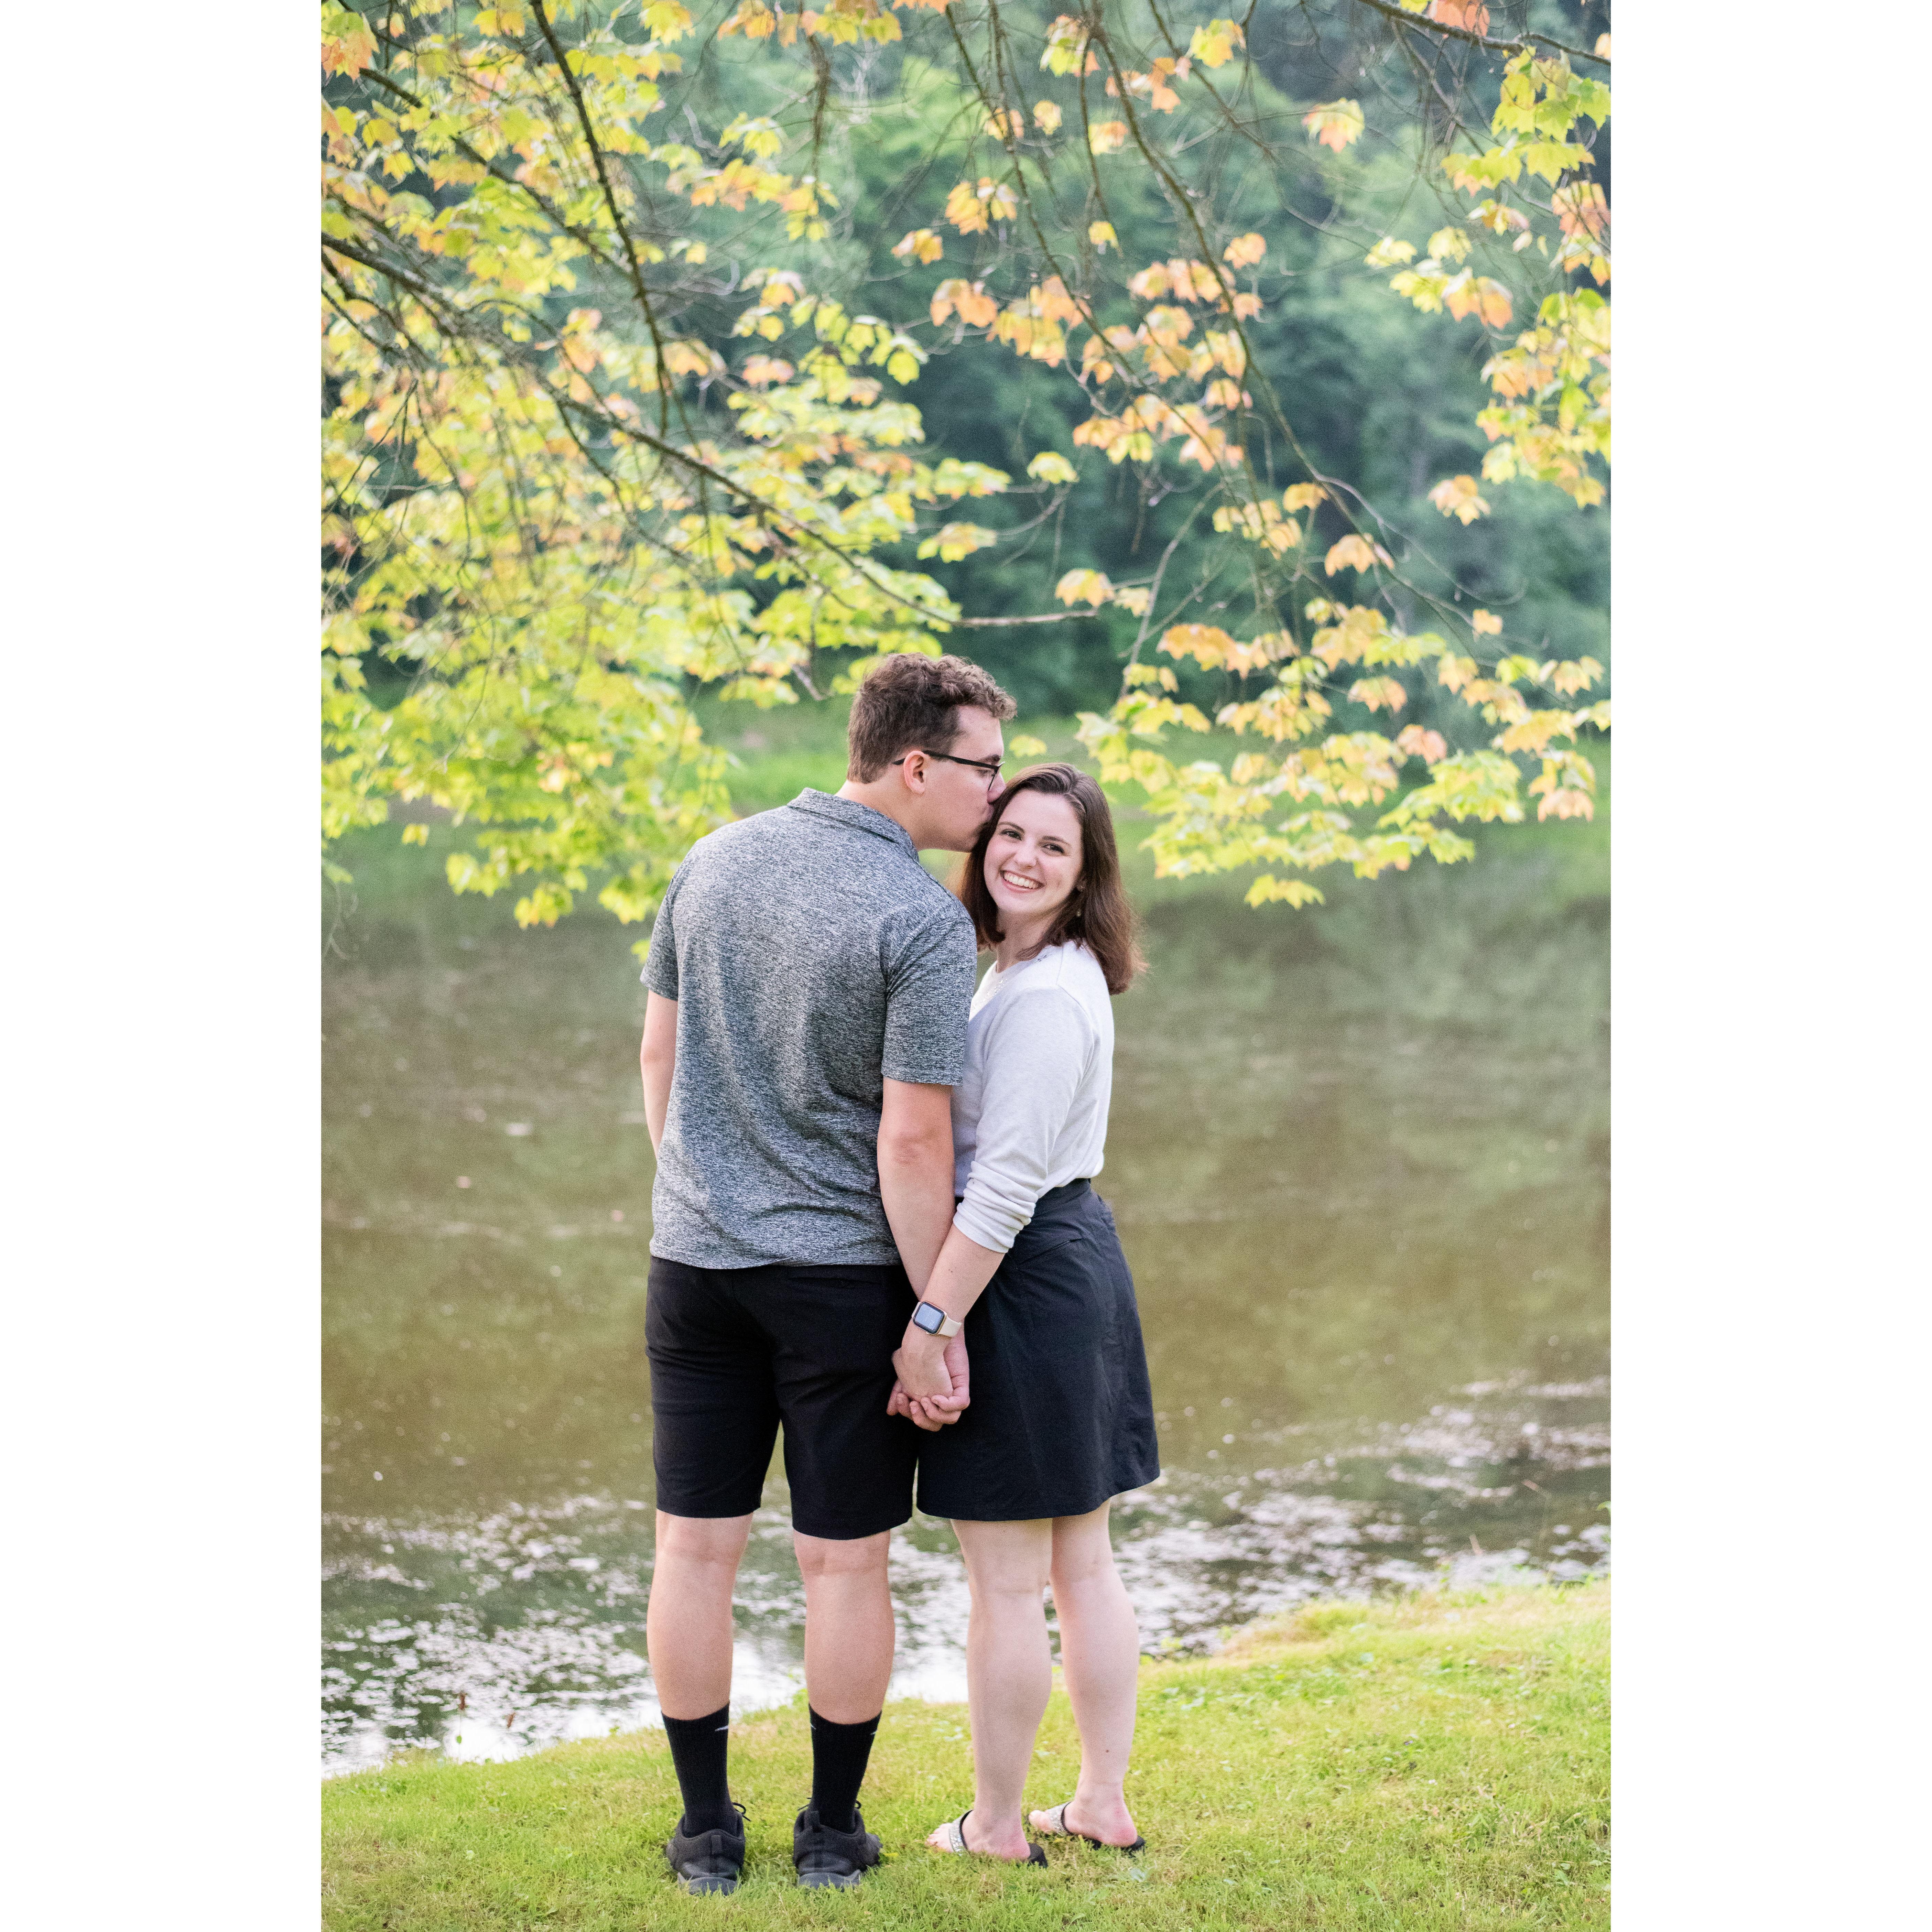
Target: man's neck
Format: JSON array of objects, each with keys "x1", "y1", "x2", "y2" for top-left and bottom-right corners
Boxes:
[{"x1": 836, "y1": 778, "x2": 927, "y2": 847}]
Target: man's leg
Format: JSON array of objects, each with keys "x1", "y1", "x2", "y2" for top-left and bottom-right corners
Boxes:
[
  {"x1": 794, "y1": 1528, "x2": 894, "y2": 1832},
  {"x1": 648, "y1": 1510, "x2": 753, "y2": 1835}
]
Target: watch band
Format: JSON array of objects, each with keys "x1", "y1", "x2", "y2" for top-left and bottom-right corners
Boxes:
[{"x1": 912, "y1": 1300, "x2": 963, "y2": 1338}]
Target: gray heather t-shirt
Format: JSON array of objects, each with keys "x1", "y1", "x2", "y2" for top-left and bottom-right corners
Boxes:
[{"x1": 642, "y1": 789, "x2": 977, "y2": 1268}]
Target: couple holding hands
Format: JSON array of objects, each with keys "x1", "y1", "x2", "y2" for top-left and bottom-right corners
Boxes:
[{"x1": 637, "y1": 651, "x2": 1160, "y2": 1891}]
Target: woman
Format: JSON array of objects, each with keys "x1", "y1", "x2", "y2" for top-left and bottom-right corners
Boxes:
[{"x1": 888, "y1": 762, "x2": 1159, "y2": 1866}]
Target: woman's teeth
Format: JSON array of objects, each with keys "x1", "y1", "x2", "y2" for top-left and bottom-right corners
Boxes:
[{"x1": 1000, "y1": 869, "x2": 1041, "y2": 892}]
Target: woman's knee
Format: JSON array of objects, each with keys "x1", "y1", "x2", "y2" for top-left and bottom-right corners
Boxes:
[
  {"x1": 1049, "y1": 1508, "x2": 1120, "y2": 1587},
  {"x1": 956, "y1": 1520, "x2": 1054, "y2": 1599}
]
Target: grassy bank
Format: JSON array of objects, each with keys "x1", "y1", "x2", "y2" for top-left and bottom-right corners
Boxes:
[{"x1": 323, "y1": 1581, "x2": 1607, "y2": 1931}]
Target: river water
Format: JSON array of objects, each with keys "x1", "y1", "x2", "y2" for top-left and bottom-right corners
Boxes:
[{"x1": 322, "y1": 809, "x2": 1608, "y2": 1772}]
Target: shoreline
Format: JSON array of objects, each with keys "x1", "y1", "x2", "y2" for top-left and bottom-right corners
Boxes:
[{"x1": 324, "y1": 1577, "x2": 1609, "y2": 1929}]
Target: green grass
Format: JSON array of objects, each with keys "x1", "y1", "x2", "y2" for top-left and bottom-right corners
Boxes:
[{"x1": 323, "y1": 1581, "x2": 1608, "y2": 1930}]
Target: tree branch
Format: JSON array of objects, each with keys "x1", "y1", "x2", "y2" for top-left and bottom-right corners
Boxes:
[{"x1": 1350, "y1": 0, "x2": 1608, "y2": 67}]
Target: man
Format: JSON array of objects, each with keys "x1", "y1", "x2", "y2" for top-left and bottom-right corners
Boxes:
[{"x1": 636, "y1": 652, "x2": 1016, "y2": 1892}]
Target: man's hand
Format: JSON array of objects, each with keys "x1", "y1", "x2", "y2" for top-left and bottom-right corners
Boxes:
[{"x1": 888, "y1": 1327, "x2": 970, "y2": 1431}]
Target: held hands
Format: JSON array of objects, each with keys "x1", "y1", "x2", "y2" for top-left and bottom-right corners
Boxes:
[{"x1": 887, "y1": 1326, "x2": 970, "y2": 1432}]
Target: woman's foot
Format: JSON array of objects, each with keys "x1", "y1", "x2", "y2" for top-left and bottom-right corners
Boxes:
[
  {"x1": 1030, "y1": 1795, "x2": 1142, "y2": 1849},
  {"x1": 927, "y1": 1808, "x2": 1042, "y2": 1863}
]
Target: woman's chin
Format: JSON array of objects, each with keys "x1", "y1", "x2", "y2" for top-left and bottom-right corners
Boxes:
[{"x1": 991, "y1": 889, "x2": 1068, "y2": 927}]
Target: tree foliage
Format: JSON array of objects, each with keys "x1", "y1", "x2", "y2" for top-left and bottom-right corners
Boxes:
[{"x1": 322, "y1": 0, "x2": 1610, "y2": 927}]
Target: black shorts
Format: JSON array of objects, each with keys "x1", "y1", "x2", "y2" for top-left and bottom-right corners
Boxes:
[{"x1": 645, "y1": 1255, "x2": 921, "y2": 1541}]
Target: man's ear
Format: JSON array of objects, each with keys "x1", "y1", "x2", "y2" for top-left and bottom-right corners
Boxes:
[{"x1": 896, "y1": 749, "x2": 931, "y2": 794}]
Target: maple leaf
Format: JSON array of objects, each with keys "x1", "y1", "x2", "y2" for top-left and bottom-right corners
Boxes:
[
  {"x1": 1033, "y1": 100, "x2": 1063, "y2": 134},
  {"x1": 1026, "y1": 450, "x2": 1078, "y2": 485},
  {"x1": 930, "y1": 279, "x2": 997, "y2": 327},
  {"x1": 1089, "y1": 121, "x2": 1129, "y2": 154},
  {"x1": 1429, "y1": 0, "x2": 1490, "y2": 32},
  {"x1": 739, "y1": 357, "x2": 794, "y2": 388},
  {"x1": 1160, "y1": 623, "x2": 1236, "y2": 667},
  {"x1": 1324, "y1": 534, "x2": 1388, "y2": 575},
  {"x1": 1282, "y1": 484, "x2": 1328, "y2": 512},
  {"x1": 1428, "y1": 474, "x2": 1491, "y2": 524},
  {"x1": 1349, "y1": 676, "x2": 1407, "y2": 714},
  {"x1": 1470, "y1": 609, "x2": 1503, "y2": 636},
  {"x1": 1055, "y1": 568, "x2": 1114, "y2": 607},
  {"x1": 320, "y1": 4, "x2": 377, "y2": 77},
  {"x1": 1303, "y1": 100, "x2": 1365, "y2": 152},
  {"x1": 1394, "y1": 724, "x2": 1449, "y2": 764},
  {"x1": 892, "y1": 228, "x2": 943, "y2": 263},
  {"x1": 1088, "y1": 221, "x2": 1118, "y2": 253},
  {"x1": 916, "y1": 522, "x2": 1000, "y2": 561},
  {"x1": 1365, "y1": 237, "x2": 1417, "y2": 269},
  {"x1": 1189, "y1": 19, "x2": 1246, "y2": 67},
  {"x1": 1223, "y1": 232, "x2": 1267, "y2": 268}
]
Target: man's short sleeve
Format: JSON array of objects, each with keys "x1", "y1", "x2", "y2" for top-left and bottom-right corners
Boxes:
[
  {"x1": 880, "y1": 901, "x2": 976, "y2": 1086},
  {"x1": 642, "y1": 868, "x2": 683, "y2": 996}
]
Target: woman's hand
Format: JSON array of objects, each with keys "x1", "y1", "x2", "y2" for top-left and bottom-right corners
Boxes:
[{"x1": 888, "y1": 1328, "x2": 970, "y2": 1430}]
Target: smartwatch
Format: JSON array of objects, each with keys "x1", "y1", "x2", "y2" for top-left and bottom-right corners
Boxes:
[{"x1": 910, "y1": 1300, "x2": 963, "y2": 1338}]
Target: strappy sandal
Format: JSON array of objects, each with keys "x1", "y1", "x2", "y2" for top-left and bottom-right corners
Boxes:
[
  {"x1": 931, "y1": 1808, "x2": 1048, "y2": 1867},
  {"x1": 1030, "y1": 1801, "x2": 1146, "y2": 1854}
]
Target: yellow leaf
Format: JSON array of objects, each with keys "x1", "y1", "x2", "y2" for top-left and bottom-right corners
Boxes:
[
  {"x1": 642, "y1": 0, "x2": 694, "y2": 40},
  {"x1": 892, "y1": 228, "x2": 943, "y2": 264},
  {"x1": 1365, "y1": 237, "x2": 1416, "y2": 268},
  {"x1": 1026, "y1": 451, "x2": 1079, "y2": 485},
  {"x1": 1088, "y1": 220, "x2": 1118, "y2": 252},
  {"x1": 1008, "y1": 734, "x2": 1049, "y2": 757},
  {"x1": 1089, "y1": 120, "x2": 1129, "y2": 154},
  {"x1": 1470, "y1": 608, "x2": 1502, "y2": 636},
  {"x1": 1302, "y1": 99, "x2": 1364, "y2": 151},
  {"x1": 1428, "y1": 475, "x2": 1490, "y2": 524},
  {"x1": 1033, "y1": 100, "x2": 1063, "y2": 134},
  {"x1": 1348, "y1": 675, "x2": 1407, "y2": 714},
  {"x1": 1282, "y1": 484, "x2": 1327, "y2": 513},
  {"x1": 1324, "y1": 534, "x2": 1384, "y2": 575},
  {"x1": 1055, "y1": 568, "x2": 1114, "y2": 607},
  {"x1": 1159, "y1": 623, "x2": 1236, "y2": 667},
  {"x1": 1246, "y1": 874, "x2": 1324, "y2": 908},
  {"x1": 1188, "y1": 19, "x2": 1246, "y2": 67},
  {"x1": 1222, "y1": 232, "x2": 1267, "y2": 268}
]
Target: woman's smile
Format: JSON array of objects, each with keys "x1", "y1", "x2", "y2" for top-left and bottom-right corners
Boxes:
[{"x1": 983, "y1": 788, "x2": 1085, "y2": 936}]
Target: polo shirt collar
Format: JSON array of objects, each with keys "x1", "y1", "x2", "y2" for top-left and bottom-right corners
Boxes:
[{"x1": 787, "y1": 788, "x2": 921, "y2": 861}]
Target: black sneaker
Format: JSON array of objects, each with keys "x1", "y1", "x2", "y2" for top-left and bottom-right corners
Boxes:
[
  {"x1": 793, "y1": 1804, "x2": 882, "y2": 1889},
  {"x1": 664, "y1": 1807, "x2": 746, "y2": 1896}
]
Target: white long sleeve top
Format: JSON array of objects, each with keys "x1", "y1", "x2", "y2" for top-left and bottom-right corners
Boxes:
[{"x1": 951, "y1": 940, "x2": 1115, "y2": 1252}]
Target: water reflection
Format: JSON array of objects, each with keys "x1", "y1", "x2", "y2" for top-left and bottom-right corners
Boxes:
[{"x1": 323, "y1": 828, "x2": 1608, "y2": 1772}]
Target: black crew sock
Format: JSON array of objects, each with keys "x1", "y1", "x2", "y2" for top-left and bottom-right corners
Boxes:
[
  {"x1": 808, "y1": 1708, "x2": 881, "y2": 1834},
  {"x1": 662, "y1": 1704, "x2": 738, "y2": 1837}
]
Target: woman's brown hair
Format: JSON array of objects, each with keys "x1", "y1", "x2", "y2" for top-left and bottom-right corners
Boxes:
[{"x1": 956, "y1": 763, "x2": 1147, "y2": 994}]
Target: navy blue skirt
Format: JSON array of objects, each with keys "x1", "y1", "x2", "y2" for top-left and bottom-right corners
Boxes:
[{"x1": 915, "y1": 1180, "x2": 1161, "y2": 1522}]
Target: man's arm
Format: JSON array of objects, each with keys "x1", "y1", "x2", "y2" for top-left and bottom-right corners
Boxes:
[
  {"x1": 878, "y1": 1078, "x2": 969, "y2": 1425},
  {"x1": 877, "y1": 1077, "x2": 955, "y2": 1289},
  {"x1": 640, "y1": 992, "x2": 678, "y2": 1155}
]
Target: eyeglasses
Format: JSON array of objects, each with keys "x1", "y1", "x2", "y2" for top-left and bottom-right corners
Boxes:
[{"x1": 891, "y1": 749, "x2": 1005, "y2": 786}]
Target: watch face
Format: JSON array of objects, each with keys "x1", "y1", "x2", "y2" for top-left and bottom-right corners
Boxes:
[{"x1": 912, "y1": 1304, "x2": 940, "y2": 1333}]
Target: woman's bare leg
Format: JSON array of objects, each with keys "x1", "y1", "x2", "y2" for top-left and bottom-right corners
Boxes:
[
  {"x1": 928, "y1": 1518, "x2": 1054, "y2": 1860},
  {"x1": 1036, "y1": 1503, "x2": 1141, "y2": 1846}
]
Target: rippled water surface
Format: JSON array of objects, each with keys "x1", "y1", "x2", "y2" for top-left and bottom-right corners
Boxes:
[{"x1": 323, "y1": 796, "x2": 1608, "y2": 1772}]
